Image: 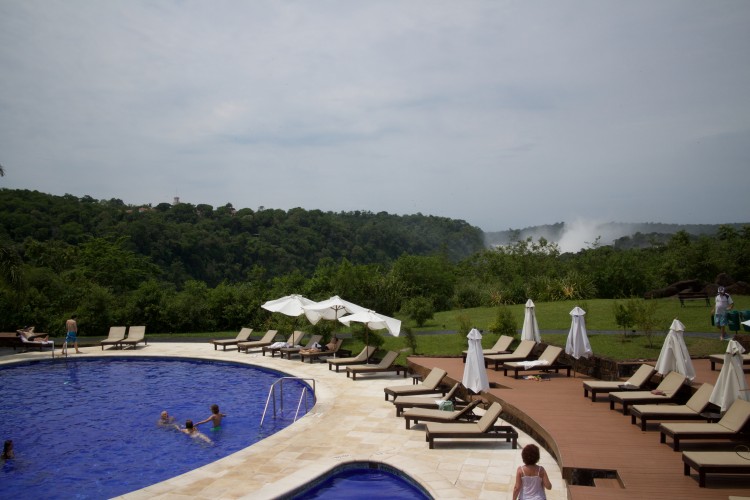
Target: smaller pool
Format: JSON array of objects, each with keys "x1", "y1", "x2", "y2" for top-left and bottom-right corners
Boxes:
[{"x1": 288, "y1": 462, "x2": 432, "y2": 499}]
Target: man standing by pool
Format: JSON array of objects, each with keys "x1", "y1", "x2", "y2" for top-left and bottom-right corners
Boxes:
[
  {"x1": 65, "y1": 314, "x2": 81, "y2": 353},
  {"x1": 712, "y1": 287, "x2": 734, "y2": 341}
]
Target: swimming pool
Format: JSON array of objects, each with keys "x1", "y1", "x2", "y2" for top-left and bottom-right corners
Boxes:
[
  {"x1": 0, "y1": 357, "x2": 312, "y2": 499},
  {"x1": 287, "y1": 462, "x2": 432, "y2": 499}
]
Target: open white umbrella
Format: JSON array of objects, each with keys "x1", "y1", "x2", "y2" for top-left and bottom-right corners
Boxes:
[
  {"x1": 655, "y1": 319, "x2": 696, "y2": 381},
  {"x1": 303, "y1": 295, "x2": 368, "y2": 325},
  {"x1": 521, "y1": 299, "x2": 541, "y2": 342},
  {"x1": 261, "y1": 294, "x2": 317, "y2": 317},
  {"x1": 565, "y1": 306, "x2": 592, "y2": 377},
  {"x1": 338, "y1": 309, "x2": 401, "y2": 349},
  {"x1": 462, "y1": 328, "x2": 490, "y2": 394},
  {"x1": 709, "y1": 339, "x2": 750, "y2": 412}
]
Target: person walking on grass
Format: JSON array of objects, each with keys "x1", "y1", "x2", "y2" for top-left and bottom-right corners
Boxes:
[{"x1": 712, "y1": 286, "x2": 734, "y2": 340}]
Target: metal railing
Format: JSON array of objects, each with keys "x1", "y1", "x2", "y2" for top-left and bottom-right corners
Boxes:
[{"x1": 260, "y1": 377, "x2": 315, "y2": 426}]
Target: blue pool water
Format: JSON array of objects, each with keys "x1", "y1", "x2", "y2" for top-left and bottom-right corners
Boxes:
[
  {"x1": 0, "y1": 357, "x2": 312, "y2": 499},
  {"x1": 291, "y1": 464, "x2": 432, "y2": 499}
]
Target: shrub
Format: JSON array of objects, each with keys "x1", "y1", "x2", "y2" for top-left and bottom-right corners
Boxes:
[
  {"x1": 402, "y1": 296, "x2": 434, "y2": 327},
  {"x1": 489, "y1": 306, "x2": 518, "y2": 335}
]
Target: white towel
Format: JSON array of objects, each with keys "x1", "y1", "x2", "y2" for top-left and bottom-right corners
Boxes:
[{"x1": 518, "y1": 360, "x2": 550, "y2": 369}]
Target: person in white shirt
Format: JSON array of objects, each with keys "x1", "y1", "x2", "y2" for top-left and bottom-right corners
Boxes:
[{"x1": 712, "y1": 286, "x2": 734, "y2": 340}]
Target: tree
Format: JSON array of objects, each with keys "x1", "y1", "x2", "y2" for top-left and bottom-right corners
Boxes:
[{"x1": 402, "y1": 296, "x2": 434, "y2": 327}]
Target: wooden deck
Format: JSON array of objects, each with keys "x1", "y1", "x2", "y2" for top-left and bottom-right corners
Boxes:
[{"x1": 408, "y1": 356, "x2": 750, "y2": 499}]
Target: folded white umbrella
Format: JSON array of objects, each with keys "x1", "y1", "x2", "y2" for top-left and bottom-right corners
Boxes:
[
  {"x1": 521, "y1": 299, "x2": 541, "y2": 343},
  {"x1": 462, "y1": 328, "x2": 490, "y2": 393},
  {"x1": 565, "y1": 306, "x2": 592, "y2": 360},
  {"x1": 710, "y1": 339, "x2": 750, "y2": 412},
  {"x1": 655, "y1": 319, "x2": 696, "y2": 381}
]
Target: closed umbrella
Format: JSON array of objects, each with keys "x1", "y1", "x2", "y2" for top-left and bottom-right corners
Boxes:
[
  {"x1": 655, "y1": 319, "x2": 696, "y2": 381},
  {"x1": 463, "y1": 328, "x2": 490, "y2": 394},
  {"x1": 338, "y1": 309, "x2": 401, "y2": 349},
  {"x1": 565, "y1": 306, "x2": 592, "y2": 377},
  {"x1": 521, "y1": 299, "x2": 541, "y2": 342},
  {"x1": 709, "y1": 339, "x2": 750, "y2": 412}
]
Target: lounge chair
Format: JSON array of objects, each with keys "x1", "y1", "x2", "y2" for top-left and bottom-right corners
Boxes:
[
  {"x1": 710, "y1": 352, "x2": 750, "y2": 371},
  {"x1": 462, "y1": 335, "x2": 513, "y2": 362},
  {"x1": 210, "y1": 328, "x2": 253, "y2": 351},
  {"x1": 262, "y1": 331, "x2": 305, "y2": 357},
  {"x1": 425, "y1": 402, "x2": 518, "y2": 449},
  {"x1": 609, "y1": 371, "x2": 688, "y2": 415},
  {"x1": 101, "y1": 326, "x2": 127, "y2": 350},
  {"x1": 327, "y1": 346, "x2": 377, "y2": 372},
  {"x1": 346, "y1": 351, "x2": 406, "y2": 380},
  {"x1": 403, "y1": 399, "x2": 482, "y2": 429},
  {"x1": 17, "y1": 332, "x2": 55, "y2": 356},
  {"x1": 280, "y1": 335, "x2": 322, "y2": 359},
  {"x1": 682, "y1": 450, "x2": 750, "y2": 487},
  {"x1": 299, "y1": 337, "x2": 344, "y2": 363},
  {"x1": 630, "y1": 383, "x2": 715, "y2": 431},
  {"x1": 117, "y1": 326, "x2": 147, "y2": 350},
  {"x1": 582, "y1": 363, "x2": 656, "y2": 402},
  {"x1": 503, "y1": 345, "x2": 570, "y2": 379},
  {"x1": 484, "y1": 340, "x2": 536, "y2": 371},
  {"x1": 384, "y1": 367, "x2": 448, "y2": 401},
  {"x1": 660, "y1": 398, "x2": 750, "y2": 451},
  {"x1": 238, "y1": 330, "x2": 278, "y2": 353},
  {"x1": 393, "y1": 383, "x2": 462, "y2": 416}
]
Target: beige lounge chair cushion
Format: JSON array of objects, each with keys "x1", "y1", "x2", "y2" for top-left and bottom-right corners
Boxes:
[
  {"x1": 394, "y1": 383, "x2": 460, "y2": 407},
  {"x1": 349, "y1": 351, "x2": 398, "y2": 371},
  {"x1": 385, "y1": 368, "x2": 447, "y2": 397},
  {"x1": 505, "y1": 345, "x2": 562, "y2": 370},
  {"x1": 328, "y1": 346, "x2": 376, "y2": 365},
  {"x1": 611, "y1": 371, "x2": 687, "y2": 401},
  {"x1": 584, "y1": 364, "x2": 655, "y2": 391},
  {"x1": 239, "y1": 330, "x2": 278, "y2": 347},
  {"x1": 426, "y1": 402, "x2": 503, "y2": 435},
  {"x1": 485, "y1": 340, "x2": 535, "y2": 362},
  {"x1": 632, "y1": 383, "x2": 714, "y2": 417},
  {"x1": 463, "y1": 335, "x2": 514, "y2": 356}
]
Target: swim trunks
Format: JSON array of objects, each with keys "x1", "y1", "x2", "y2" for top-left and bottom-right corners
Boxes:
[{"x1": 65, "y1": 331, "x2": 77, "y2": 343}]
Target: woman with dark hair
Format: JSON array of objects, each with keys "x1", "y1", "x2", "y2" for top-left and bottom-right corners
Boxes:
[{"x1": 513, "y1": 443, "x2": 551, "y2": 500}]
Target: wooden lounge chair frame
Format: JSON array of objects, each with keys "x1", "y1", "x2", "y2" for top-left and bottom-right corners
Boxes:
[
  {"x1": 210, "y1": 328, "x2": 253, "y2": 351},
  {"x1": 262, "y1": 331, "x2": 305, "y2": 357},
  {"x1": 327, "y1": 346, "x2": 377, "y2": 372},
  {"x1": 280, "y1": 335, "x2": 322, "y2": 359},
  {"x1": 608, "y1": 371, "x2": 688, "y2": 415},
  {"x1": 404, "y1": 399, "x2": 482, "y2": 429},
  {"x1": 484, "y1": 340, "x2": 536, "y2": 371},
  {"x1": 660, "y1": 399, "x2": 750, "y2": 451},
  {"x1": 583, "y1": 364, "x2": 656, "y2": 401},
  {"x1": 462, "y1": 335, "x2": 513, "y2": 362},
  {"x1": 101, "y1": 326, "x2": 127, "y2": 350},
  {"x1": 116, "y1": 326, "x2": 147, "y2": 350},
  {"x1": 709, "y1": 353, "x2": 750, "y2": 371},
  {"x1": 683, "y1": 450, "x2": 750, "y2": 487},
  {"x1": 630, "y1": 383, "x2": 714, "y2": 431},
  {"x1": 298, "y1": 337, "x2": 344, "y2": 363},
  {"x1": 425, "y1": 402, "x2": 518, "y2": 449},
  {"x1": 503, "y1": 345, "x2": 571, "y2": 379},
  {"x1": 384, "y1": 367, "x2": 448, "y2": 401},
  {"x1": 393, "y1": 383, "x2": 462, "y2": 417},
  {"x1": 346, "y1": 351, "x2": 406, "y2": 380},
  {"x1": 237, "y1": 330, "x2": 279, "y2": 353}
]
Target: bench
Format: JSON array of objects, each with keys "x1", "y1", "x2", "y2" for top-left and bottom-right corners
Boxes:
[{"x1": 677, "y1": 291, "x2": 710, "y2": 307}]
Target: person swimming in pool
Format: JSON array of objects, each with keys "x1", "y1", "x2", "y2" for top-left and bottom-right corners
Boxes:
[
  {"x1": 157, "y1": 410, "x2": 176, "y2": 426},
  {"x1": 195, "y1": 404, "x2": 225, "y2": 430},
  {"x1": 175, "y1": 419, "x2": 212, "y2": 444}
]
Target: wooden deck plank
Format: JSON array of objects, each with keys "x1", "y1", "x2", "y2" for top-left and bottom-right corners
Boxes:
[{"x1": 408, "y1": 355, "x2": 750, "y2": 499}]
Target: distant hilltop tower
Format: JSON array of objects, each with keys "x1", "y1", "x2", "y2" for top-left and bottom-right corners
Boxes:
[{"x1": 172, "y1": 196, "x2": 180, "y2": 205}]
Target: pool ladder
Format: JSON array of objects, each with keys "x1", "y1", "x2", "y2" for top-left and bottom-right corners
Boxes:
[{"x1": 260, "y1": 377, "x2": 315, "y2": 427}]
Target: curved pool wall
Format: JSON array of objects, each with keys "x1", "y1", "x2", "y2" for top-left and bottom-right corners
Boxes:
[
  {"x1": 0, "y1": 356, "x2": 314, "y2": 499},
  {"x1": 283, "y1": 461, "x2": 433, "y2": 499},
  {"x1": 0, "y1": 344, "x2": 566, "y2": 499}
]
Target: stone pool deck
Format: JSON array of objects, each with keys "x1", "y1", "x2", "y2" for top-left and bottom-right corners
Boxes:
[{"x1": 0, "y1": 343, "x2": 565, "y2": 499}]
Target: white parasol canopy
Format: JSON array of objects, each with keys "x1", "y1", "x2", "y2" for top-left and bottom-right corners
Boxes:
[
  {"x1": 521, "y1": 299, "x2": 541, "y2": 342},
  {"x1": 565, "y1": 306, "x2": 592, "y2": 360},
  {"x1": 655, "y1": 319, "x2": 696, "y2": 381},
  {"x1": 462, "y1": 328, "x2": 490, "y2": 393},
  {"x1": 261, "y1": 294, "x2": 317, "y2": 317},
  {"x1": 338, "y1": 309, "x2": 400, "y2": 352},
  {"x1": 303, "y1": 295, "x2": 368, "y2": 325},
  {"x1": 709, "y1": 339, "x2": 750, "y2": 412}
]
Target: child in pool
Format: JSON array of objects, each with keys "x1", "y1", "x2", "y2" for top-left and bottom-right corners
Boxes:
[
  {"x1": 195, "y1": 404, "x2": 225, "y2": 429},
  {"x1": 176, "y1": 420, "x2": 212, "y2": 444}
]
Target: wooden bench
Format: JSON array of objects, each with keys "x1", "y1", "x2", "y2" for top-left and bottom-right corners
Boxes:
[{"x1": 677, "y1": 291, "x2": 710, "y2": 307}]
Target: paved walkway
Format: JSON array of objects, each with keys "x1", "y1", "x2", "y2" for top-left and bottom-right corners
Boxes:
[{"x1": 0, "y1": 343, "x2": 566, "y2": 500}]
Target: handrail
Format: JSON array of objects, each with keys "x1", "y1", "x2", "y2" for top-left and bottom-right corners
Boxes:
[{"x1": 260, "y1": 377, "x2": 315, "y2": 427}]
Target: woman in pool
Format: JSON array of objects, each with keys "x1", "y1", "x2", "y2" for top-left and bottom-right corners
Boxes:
[{"x1": 513, "y1": 444, "x2": 551, "y2": 500}]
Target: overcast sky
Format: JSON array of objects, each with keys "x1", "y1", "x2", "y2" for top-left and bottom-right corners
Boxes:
[{"x1": 1, "y1": 1, "x2": 748, "y2": 233}]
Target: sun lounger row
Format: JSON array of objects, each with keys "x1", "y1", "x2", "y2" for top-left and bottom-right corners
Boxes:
[{"x1": 100, "y1": 326, "x2": 147, "y2": 350}]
